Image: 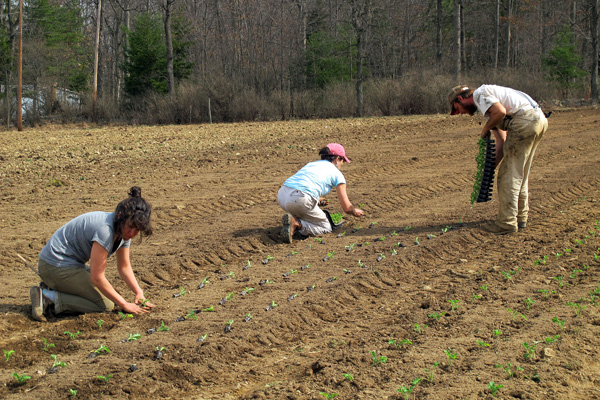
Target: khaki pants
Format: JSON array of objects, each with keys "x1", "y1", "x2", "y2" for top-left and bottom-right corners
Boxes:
[
  {"x1": 38, "y1": 258, "x2": 114, "y2": 314},
  {"x1": 277, "y1": 185, "x2": 332, "y2": 236},
  {"x1": 495, "y1": 108, "x2": 548, "y2": 229}
]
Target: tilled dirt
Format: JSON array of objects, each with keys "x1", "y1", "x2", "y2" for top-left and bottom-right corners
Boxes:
[{"x1": 1, "y1": 109, "x2": 600, "y2": 399}]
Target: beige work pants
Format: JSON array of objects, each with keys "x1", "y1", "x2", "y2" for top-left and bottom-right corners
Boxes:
[
  {"x1": 495, "y1": 108, "x2": 548, "y2": 230},
  {"x1": 38, "y1": 258, "x2": 114, "y2": 314}
]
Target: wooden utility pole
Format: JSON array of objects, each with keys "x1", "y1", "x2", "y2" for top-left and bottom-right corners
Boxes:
[{"x1": 17, "y1": 0, "x2": 22, "y2": 131}]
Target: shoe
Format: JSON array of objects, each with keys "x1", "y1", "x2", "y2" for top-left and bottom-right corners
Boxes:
[
  {"x1": 518, "y1": 221, "x2": 527, "y2": 229},
  {"x1": 281, "y1": 213, "x2": 293, "y2": 244},
  {"x1": 30, "y1": 286, "x2": 46, "y2": 322},
  {"x1": 481, "y1": 221, "x2": 517, "y2": 235}
]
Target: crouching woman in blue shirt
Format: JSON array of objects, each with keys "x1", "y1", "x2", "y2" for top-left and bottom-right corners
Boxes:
[
  {"x1": 277, "y1": 143, "x2": 364, "y2": 243},
  {"x1": 30, "y1": 186, "x2": 155, "y2": 321}
]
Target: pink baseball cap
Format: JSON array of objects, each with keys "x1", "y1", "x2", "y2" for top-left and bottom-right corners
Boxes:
[{"x1": 326, "y1": 143, "x2": 351, "y2": 163}]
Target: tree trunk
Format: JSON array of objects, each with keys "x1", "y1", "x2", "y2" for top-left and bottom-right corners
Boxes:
[
  {"x1": 351, "y1": 0, "x2": 371, "y2": 118},
  {"x1": 494, "y1": 0, "x2": 500, "y2": 72},
  {"x1": 164, "y1": 0, "x2": 175, "y2": 97},
  {"x1": 505, "y1": 0, "x2": 512, "y2": 67},
  {"x1": 591, "y1": 0, "x2": 599, "y2": 103},
  {"x1": 93, "y1": 0, "x2": 102, "y2": 122},
  {"x1": 453, "y1": 0, "x2": 462, "y2": 79},
  {"x1": 436, "y1": 0, "x2": 442, "y2": 67}
]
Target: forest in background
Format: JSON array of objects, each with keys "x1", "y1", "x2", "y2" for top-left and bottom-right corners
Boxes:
[{"x1": 0, "y1": 0, "x2": 598, "y2": 126}]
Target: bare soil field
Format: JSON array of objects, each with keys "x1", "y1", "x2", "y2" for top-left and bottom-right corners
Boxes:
[{"x1": 1, "y1": 109, "x2": 599, "y2": 400}]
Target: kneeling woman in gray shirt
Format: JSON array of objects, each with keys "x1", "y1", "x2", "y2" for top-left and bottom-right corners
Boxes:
[{"x1": 30, "y1": 186, "x2": 154, "y2": 321}]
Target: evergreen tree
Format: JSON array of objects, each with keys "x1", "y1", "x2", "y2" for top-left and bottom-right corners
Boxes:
[
  {"x1": 542, "y1": 26, "x2": 587, "y2": 97},
  {"x1": 123, "y1": 12, "x2": 192, "y2": 97}
]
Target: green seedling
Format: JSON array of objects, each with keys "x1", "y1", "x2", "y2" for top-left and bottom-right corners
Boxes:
[
  {"x1": 555, "y1": 252, "x2": 562, "y2": 259},
  {"x1": 480, "y1": 284, "x2": 488, "y2": 290},
  {"x1": 379, "y1": 236, "x2": 386, "y2": 241},
  {"x1": 342, "y1": 373, "x2": 354, "y2": 382},
  {"x1": 64, "y1": 331, "x2": 81, "y2": 339},
  {"x1": 158, "y1": 320, "x2": 170, "y2": 331},
  {"x1": 363, "y1": 241, "x2": 370, "y2": 246},
  {"x1": 538, "y1": 289, "x2": 550, "y2": 298},
  {"x1": 404, "y1": 226, "x2": 412, "y2": 231},
  {"x1": 178, "y1": 286, "x2": 187, "y2": 296},
  {"x1": 413, "y1": 324, "x2": 427, "y2": 334},
  {"x1": 570, "y1": 269, "x2": 583, "y2": 279},
  {"x1": 244, "y1": 313, "x2": 253, "y2": 321},
  {"x1": 566, "y1": 301, "x2": 586, "y2": 317},
  {"x1": 397, "y1": 377, "x2": 422, "y2": 399},
  {"x1": 370, "y1": 350, "x2": 388, "y2": 365},
  {"x1": 202, "y1": 306, "x2": 215, "y2": 312},
  {"x1": 96, "y1": 319, "x2": 104, "y2": 328},
  {"x1": 118, "y1": 312, "x2": 133, "y2": 319},
  {"x1": 388, "y1": 339, "x2": 412, "y2": 347},
  {"x1": 553, "y1": 276, "x2": 568, "y2": 287},
  {"x1": 184, "y1": 309, "x2": 198, "y2": 320},
  {"x1": 444, "y1": 349, "x2": 458, "y2": 366},
  {"x1": 414, "y1": 237, "x2": 420, "y2": 245},
  {"x1": 522, "y1": 342, "x2": 536, "y2": 360},
  {"x1": 329, "y1": 213, "x2": 343, "y2": 224},
  {"x1": 127, "y1": 333, "x2": 142, "y2": 341},
  {"x1": 342, "y1": 269, "x2": 351, "y2": 274},
  {"x1": 495, "y1": 362, "x2": 523, "y2": 378},
  {"x1": 390, "y1": 248, "x2": 398, "y2": 255},
  {"x1": 425, "y1": 362, "x2": 440, "y2": 381},
  {"x1": 476, "y1": 340, "x2": 490, "y2": 347},
  {"x1": 140, "y1": 298, "x2": 150, "y2": 306},
  {"x1": 448, "y1": 299, "x2": 460, "y2": 311},
  {"x1": 226, "y1": 292, "x2": 235, "y2": 300},
  {"x1": 441, "y1": 225, "x2": 452, "y2": 233},
  {"x1": 507, "y1": 308, "x2": 527, "y2": 321},
  {"x1": 501, "y1": 267, "x2": 521, "y2": 280},
  {"x1": 314, "y1": 238, "x2": 323, "y2": 243},
  {"x1": 12, "y1": 373, "x2": 31, "y2": 386},
  {"x1": 97, "y1": 374, "x2": 113, "y2": 384},
  {"x1": 552, "y1": 316, "x2": 565, "y2": 330},
  {"x1": 472, "y1": 294, "x2": 482, "y2": 301},
  {"x1": 243, "y1": 287, "x2": 255, "y2": 293},
  {"x1": 94, "y1": 345, "x2": 110, "y2": 355},
  {"x1": 573, "y1": 238, "x2": 584, "y2": 245},
  {"x1": 524, "y1": 298, "x2": 536, "y2": 310},
  {"x1": 68, "y1": 388, "x2": 77, "y2": 397},
  {"x1": 565, "y1": 248, "x2": 572, "y2": 254},
  {"x1": 358, "y1": 260, "x2": 365, "y2": 268},
  {"x1": 377, "y1": 253, "x2": 385, "y2": 261},
  {"x1": 428, "y1": 312, "x2": 446, "y2": 321},
  {"x1": 228, "y1": 271, "x2": 235, "y2": 278},
  {"x1": 42, "y1": 338, "x2": 55, "y2": 352},
  {"x1": 327, "y1": 251, "x2": 335, "y2": 259},
  {"x1": 391, "y1": 230, "x2": 398, "y2": 236},
  {"x1": 4, "y1": 349, "x2": 15, "y2": 362},
  {"x1": 198, "y1": 334, "x2": 208, "y2": 342},
  {"x1": 493, "y1": 329, "x2": 502, "y2": 336},
  {"x1": 545, "y1": 334, "x2": 561, "y2": 343},
  {"x1": 50, "y1": 354, "x2": 67, "y2": 368},
  {"x1": 270, "y1": 300, "x2": 278, "y2": 308},
  {"x1": 319, "y1": 393, "x2": 338, "y2": 399},
  {"x1": 488, "y1": 381, "x2": 504, "y2": 397},
  {"x1": 345, "y1": 243, "x2": 356, "y2": 251},
  {"x1": 535, "y1": 255, "x2": 548, "y2": 265}
]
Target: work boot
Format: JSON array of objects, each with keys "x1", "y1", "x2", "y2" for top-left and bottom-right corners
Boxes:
[
  {"x1": 481, "y1": 221, "x2": 517, "y2": 235},
  {"x1": 518, "y1": 221, "x2": 527, "y2": 229},
  {"x1": 281, "y1": 213, "x2": 293, "y2": 244},
  {"x1": 30, "y1": 286, "x2": 46, "y2": 322}
]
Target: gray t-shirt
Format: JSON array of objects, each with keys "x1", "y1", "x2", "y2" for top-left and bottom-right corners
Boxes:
[{"x1": 39, "y1": 211, "x2": 131, "y2": 268}]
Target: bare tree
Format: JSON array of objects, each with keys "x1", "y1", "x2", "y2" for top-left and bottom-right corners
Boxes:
[
  {"x1": 453, "y1": 0, "x2": 461, "y2": 79},
  {"x1": 592, "y1": 0, "x2": 599, "y2": 102},
  {"x1": 163, "y1": 0, "x2": 176, "y2": 96}
]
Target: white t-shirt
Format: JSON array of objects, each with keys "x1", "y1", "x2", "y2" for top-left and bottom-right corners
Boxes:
[
  {"x1": 283, "y1": 160, "x2": 346, "y2": 201},
  {"x1": 473, "y1": 85, "x2": 538, "y2": 116}
]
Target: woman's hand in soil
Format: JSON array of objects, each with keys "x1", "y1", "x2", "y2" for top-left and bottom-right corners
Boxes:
[
  {"x1": 136, "y1": 298, "x2": 156, "y2": 309},
  {"x1": 352, "y1": 207, "x2": 364, "y2": 217},
  {"x1": 122, "y1": 302, "x2": 150, "y2": 314},
  {"x1": 319, "y1": 199, "x2": 328, "y2": 206}
]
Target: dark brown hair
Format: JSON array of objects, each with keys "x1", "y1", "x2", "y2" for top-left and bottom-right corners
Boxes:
[
  {"x1": 319, "y1": 146, "x2": 339, "y2": 162},
  {"x1": 114, "y1": 186, "x2": 153, "y2": 240}
]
